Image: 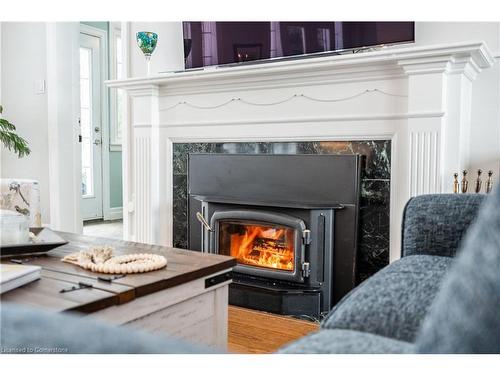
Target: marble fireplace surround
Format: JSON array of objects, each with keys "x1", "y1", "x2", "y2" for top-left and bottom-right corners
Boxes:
[{"x1": 108, "y1": 41, "x2": 495, "y2": 263}]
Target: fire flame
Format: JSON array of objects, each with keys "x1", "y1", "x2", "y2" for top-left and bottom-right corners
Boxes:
[{"x1": 229, "y1": 224, "x2": 294, "y2": 271}]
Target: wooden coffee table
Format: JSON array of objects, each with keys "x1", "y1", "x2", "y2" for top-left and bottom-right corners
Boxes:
[{"x1": 0, "y1": 232, "x2": 235, "y2": 349}]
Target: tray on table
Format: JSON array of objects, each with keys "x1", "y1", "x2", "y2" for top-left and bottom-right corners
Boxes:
[{"x1": 0, "y1": 228, "x2": 68, "y2": 257}]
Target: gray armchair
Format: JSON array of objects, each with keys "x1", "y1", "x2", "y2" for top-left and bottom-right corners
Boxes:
[{"x1": 281, "y1": 190, "x2": 498, "y2": 353}]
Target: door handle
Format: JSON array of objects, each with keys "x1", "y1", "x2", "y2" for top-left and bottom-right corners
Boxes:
[
  {"x1": 196, "y1": 212, "x2": 213, "y2": 232},
  {"x1": 93, "y1": 139, "x2": 102, "y2": 145}
]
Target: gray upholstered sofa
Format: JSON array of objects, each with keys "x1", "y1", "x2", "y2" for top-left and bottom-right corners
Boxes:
[
  {"x1": 2, "y1": 188, "x2": 500, "y2": 353},
  {"x1": 281, "y1": 189, "x2": 499, "y2": 353}
]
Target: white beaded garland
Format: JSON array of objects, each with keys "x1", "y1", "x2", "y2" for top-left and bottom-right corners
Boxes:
[{"x1": 61, "y1": 246, "x2": 167, "y2": 274}]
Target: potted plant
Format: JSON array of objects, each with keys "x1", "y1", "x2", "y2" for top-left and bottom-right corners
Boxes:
[{"x1": 0, "y1": 104, "x2": 30, "y2": 157}]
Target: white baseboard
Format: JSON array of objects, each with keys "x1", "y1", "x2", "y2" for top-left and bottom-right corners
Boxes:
[{"x1": 103, "y1": 207, "x2": 123, "y2": 221}]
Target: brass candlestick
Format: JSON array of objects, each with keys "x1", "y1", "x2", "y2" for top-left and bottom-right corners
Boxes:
[
  {"x1": 453, "y1": 173, "x2": 459, "y2": 194},
  {"x1": 461, "y1": 170, "x2": 469, "y2": 193},
  {"x1": 486, "y1": 170, "x2": 493, "y2": 194},
  {"x1": 475, "y1": 169, "x2": 483, "y2": 193}
]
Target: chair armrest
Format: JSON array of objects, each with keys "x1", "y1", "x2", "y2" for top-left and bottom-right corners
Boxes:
[{"x1": 401, "y1": 194, "x2": 485, "y2": 258}]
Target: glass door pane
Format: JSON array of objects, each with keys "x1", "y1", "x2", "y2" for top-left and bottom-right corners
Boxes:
[
  {"x1": 80, "y1": 47, "x2": 94, "y2": 197},
  {"x1": 218, "y1": 221, "x2": 295, "y2": 272}
]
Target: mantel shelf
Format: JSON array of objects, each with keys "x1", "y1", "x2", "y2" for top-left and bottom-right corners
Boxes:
[{"x1": 107, "y1": 41, "x2": 495, "y2": 92}]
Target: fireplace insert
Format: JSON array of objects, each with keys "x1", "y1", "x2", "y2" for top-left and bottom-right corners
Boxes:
[{"x1": 188, "y1": 154, "x2": 362, "y2": 319}]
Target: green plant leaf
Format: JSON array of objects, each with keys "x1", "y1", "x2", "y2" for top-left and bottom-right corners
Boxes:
[
  {"x1": 0, "y1": 130, "x2": 31, "y2": 158},
  {"x1": 0, "y1": 118, "x2": 16, "y2": 131},
  {"x1": 0, "y1": 105, "x2": 31, "y2": 158}
]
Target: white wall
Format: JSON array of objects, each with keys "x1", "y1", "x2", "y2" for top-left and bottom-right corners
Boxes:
[
  {"x1": 415, "y1": 22, "x2": 500, "y2": 181},
  {"x1": 1, "y1": 22, "x2": 81, "y2": 231},
  {"x1": 1, "y1": 22, "x2": 51, "y2": 222},
  {"x1": 0, "y1": 22, "x2": 2, "y2": 103}
]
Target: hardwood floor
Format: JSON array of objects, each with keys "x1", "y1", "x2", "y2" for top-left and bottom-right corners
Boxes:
[{"x1": 228, "y1": 306, "x2": 319, "y2": 354}]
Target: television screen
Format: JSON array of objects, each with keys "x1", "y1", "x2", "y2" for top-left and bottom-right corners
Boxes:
[{"x1": 183, "y1": 22, "x2": 415, "y2": 69}]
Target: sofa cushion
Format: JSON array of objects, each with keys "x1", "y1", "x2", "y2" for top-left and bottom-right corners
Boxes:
[
  {"x1": 416, "y1": 186, "x2": 500, "y2": 353},
  {"x1": 278, "y1": 329, "x2": 414, "y2": 354},
  {"x1": 322, "y1": 255, "x2": 452, "y2": 342}
]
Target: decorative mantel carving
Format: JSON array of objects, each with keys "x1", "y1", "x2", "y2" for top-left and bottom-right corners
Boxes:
[{"x1": 108, "y1": 41, "x2": 495, "y2": 262}]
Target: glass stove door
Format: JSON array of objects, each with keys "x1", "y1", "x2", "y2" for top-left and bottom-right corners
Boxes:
[
  {"x1": 208, "y1": 209, "x2": 308, "y2": 283},
  {"x1": 218, "y1": 221, "x2": 296, "y2": 273}
]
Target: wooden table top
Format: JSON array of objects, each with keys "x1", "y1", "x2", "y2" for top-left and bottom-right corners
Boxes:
[{"x1": 1, "y1": 232, "x2": 236, "y2": 313}]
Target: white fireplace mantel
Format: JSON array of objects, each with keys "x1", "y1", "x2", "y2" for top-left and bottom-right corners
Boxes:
[{"x1": 108, "y1": 41, "x2": 495, "y2": 263}]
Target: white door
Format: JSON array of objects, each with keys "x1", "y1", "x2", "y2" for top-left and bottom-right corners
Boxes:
[{"x1": 80, "y1": 33, "x2": 103, "y2": 220}]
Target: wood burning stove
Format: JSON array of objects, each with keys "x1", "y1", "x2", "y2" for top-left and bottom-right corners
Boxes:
[{"x1": 188, "y1": 154, "x2": 362, "y2": 319}]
